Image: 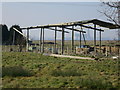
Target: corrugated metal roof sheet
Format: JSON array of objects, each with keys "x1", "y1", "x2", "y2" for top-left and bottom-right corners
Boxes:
[
  {"x1": 21, "y1": 19, "x2": 120, "y2": 30},
  {"x1": 89, "y1": 19, "x2": 120, "y2": 29}
]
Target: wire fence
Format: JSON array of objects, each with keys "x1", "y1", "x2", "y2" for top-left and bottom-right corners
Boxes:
[{"x1": 2, "y1": 45, "x2": 120, "y2": 57}]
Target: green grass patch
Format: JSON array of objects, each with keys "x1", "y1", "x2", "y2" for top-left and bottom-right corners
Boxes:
[{"x1": 2, "y1": 52, "x2": 119, "y2": 88}]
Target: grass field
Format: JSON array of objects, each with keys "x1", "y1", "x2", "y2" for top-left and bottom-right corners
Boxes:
[{"x1": 2, "y1": 52, "x2": 119, "y2": 88}]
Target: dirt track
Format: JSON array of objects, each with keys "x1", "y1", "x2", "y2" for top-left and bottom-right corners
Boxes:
[{"x1": 43, "y1": 53, "x2": 95, "y2": 60}]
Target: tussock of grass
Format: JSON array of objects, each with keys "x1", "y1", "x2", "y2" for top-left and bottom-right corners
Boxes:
[
  {"x1": 73, "y1": 78, "x2": 113, "y2": 89},
  {"x1": 51, "y1": 69, "x2": 85, "y2": 77},
  {"x1": 2, "y1": 66, "x2": 33, "y2": 77}
]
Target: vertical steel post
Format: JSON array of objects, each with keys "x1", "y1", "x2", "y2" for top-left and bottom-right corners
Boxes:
[
  {"x1": 61, "y1": 27, "x2": 64, "y2": 54},
  {"x1": 81, "y1": 26, "x2": 86, "y2": 45},
  {"x1": 118, "y1": 1, "x2": 120, "y2": 42},
  {"x1": 12, "y1": 30, "x2": 15, "y2": 45},
  {"x1": 79, "y1": 32, "x2": 81, "y2": 48},
  {"x1": 42, "y1": 28, "x2": 44, "y2": 53},
  {"x1": 94, "y1": 24, "x2": 96, "y2": 54},
  {"x1": 26, "y1": 28, "x2": 29, "y2": 51},
  {"x1": 39, "y1": 28, "x2": 42, "y2": 52},
  {"x1": 118, "y1": 3, "x2": 120, "y2": 84},
  {"x1": 100, "y1": 30, "x2": 101, "y2": 53},
  {"x1": 82, "y1": 33, "x2": 86, "y2": 45},
  {"x1": 54, "y1": 27, "x2": 57, "y2": 53},
  {"x1": 71, "y1": 26, "x2": 74, "y2": 53}
]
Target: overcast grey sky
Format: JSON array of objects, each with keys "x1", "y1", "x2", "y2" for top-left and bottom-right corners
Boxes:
[{"x1": 2, "y1": 2, "x2": 118, "y2": 40}]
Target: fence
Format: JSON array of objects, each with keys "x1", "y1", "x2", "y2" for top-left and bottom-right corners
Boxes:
[
  {"x1": 2, "y1": 45, "x2": 26, "y2": 52},
  {"x1": 2, "y1": 45, "x2": 120, "y2": 56},
  {"x1": 2, "y1": 45, "x2": 74, "y2": 55}
]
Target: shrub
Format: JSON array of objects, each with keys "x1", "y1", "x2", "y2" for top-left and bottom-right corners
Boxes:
[{"x1": 2, "y1": 66, "x2": 33, "y2": 77}]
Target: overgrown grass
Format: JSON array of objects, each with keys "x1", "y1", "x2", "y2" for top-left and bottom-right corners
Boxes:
[
  {"x1": 51, "y1": 68, "x2": 86, "y2": 77},
  {"x1": 73, "y1": 77, "x2": 113, "y2": 89},
  {"x1": 2, "y1": 52, "x2": 119, "y2": 88},
  {"x1": 2, "y1": 66, "x2": 33, "y2": 77}
]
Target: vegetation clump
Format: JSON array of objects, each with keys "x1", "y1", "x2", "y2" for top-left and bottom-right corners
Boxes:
[
  {"x1": 2, "y1": 66, "x2": 33, "y2": 77},
  {"x1": 51, "y1": 69, "x2": 85, "y2": 77}
]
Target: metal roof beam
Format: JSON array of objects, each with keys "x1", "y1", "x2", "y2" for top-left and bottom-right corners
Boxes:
[
  {"x1": 46, "y1": 27, "x2": 69, "y2": 33},
  {"x1": 78, "y1": 24, "x2": 104, "y2": 32},
  {"x1": 21, "y1": 24, "x2": 104, "y2": 32},
  {"x1": 64, "y1": 27, "x2": 86, "y2": 33}
]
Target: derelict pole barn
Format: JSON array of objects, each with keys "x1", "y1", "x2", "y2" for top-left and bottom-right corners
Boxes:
[{"x1": 21, "y1": 19, "x2": 119, "y2": 55}]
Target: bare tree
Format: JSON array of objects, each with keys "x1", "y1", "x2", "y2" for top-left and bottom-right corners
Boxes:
[{"x1": 100, "y1": 0, "x2": 120, "y2": 41}]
